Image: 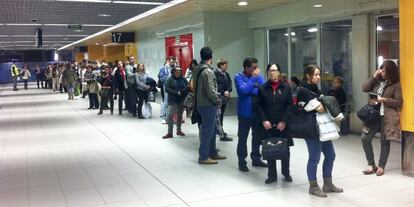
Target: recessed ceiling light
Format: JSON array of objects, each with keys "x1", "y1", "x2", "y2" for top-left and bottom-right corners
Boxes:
[
  {"x1": 98, "y1": 14, "x2": 111, "y2": 17},
  {"x1": 307, "y1": 27, "x2": 318, "y2": 33},
  {"x1": 95, "y1": 42, "x2": 99, "y2": 45},
  {"x1": 238, "y1": 1, "x2": 248, "y2": 6},
  {"x1": 376, "y1": 26, "x2": 383, "y2": 31},
  {"x1": 313, "y1": 4, "x2": 323, "y2": 8}
]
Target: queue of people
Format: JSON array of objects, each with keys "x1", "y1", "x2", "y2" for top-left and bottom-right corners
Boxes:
[{"x1": 10, "y1": 46, "x2": 402, "y2": 199}]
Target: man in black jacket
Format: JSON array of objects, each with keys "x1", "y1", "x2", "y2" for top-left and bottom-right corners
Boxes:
[{"x1": 214, "y1": 58, "x2": 233, "y2": 141}]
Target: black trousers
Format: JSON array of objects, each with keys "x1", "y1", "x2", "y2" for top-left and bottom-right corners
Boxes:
[
  {"x1": 361, "y1": 117, "x2": 390, "y2": 168},
  {"x1": 23, "y1": 79, "x2": 28, "y2": 89},
  {"x1": 89, "y1": 93, "x2": 99, "y2": 109},
  {"x1": 36, "y1": 78, "x2": 44, "y2": 88},
  {"x1": 118, "y1": 90, "x2": 125, "y2": 114},
  {"x1": 100, "y1": 89, "x2": 114, "y2": 113},
  {"x1": 237, "y1": 117, "x2": 262, "y2": 165},
  {"x1": 267, "y1": 152, "x2": 290, "y2": 179},
  {"x1": 127, "y1": 84, "x2": 137, "y2": 116},
  {"x1": 137, "y1": 90, "x2": 148, "y2": 116},
  {"x1": 220, "y1": 103, "x2": 227, "y2": 127}
]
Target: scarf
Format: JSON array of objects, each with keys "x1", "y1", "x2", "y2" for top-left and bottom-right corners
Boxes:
[{"x1": 119, "y1": 66, "x2": 126, "y2": 80}]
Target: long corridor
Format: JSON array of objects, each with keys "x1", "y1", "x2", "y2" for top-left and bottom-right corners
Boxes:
[{"x1": 1, "y1": 83, "x2": 414, "y2": 207}]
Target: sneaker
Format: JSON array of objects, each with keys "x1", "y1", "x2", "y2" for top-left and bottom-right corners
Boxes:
[
  {"x1": 161, "y1": 119, "x2": 167, "y2": 124},
  {"x1": 176, "y1": 131, "x2": 185, "y2": 136},
  {"x1": 199, "y1": 158, "x2": 218, "y2": 165},
  {"x1": 162, "y1": 133, "x2": 173, "y2": 139}
]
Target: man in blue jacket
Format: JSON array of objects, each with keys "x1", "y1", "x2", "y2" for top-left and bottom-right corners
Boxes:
[{"x1": 234, "y1": 57, "x2": 266, "y2": 172}]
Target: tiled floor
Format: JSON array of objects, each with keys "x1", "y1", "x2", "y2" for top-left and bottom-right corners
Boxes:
[{"x1": 1, "y1": 83, "x2": 414, "y2": 207}]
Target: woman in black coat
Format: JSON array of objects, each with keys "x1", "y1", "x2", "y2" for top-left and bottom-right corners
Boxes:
[{"x1": 255, "y1": 63, "x2": 293, "y2": 184}]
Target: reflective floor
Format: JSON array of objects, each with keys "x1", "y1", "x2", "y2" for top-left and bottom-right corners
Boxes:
[{"x1": 1, "y1": 83, "x2": 413, "y2": 207}]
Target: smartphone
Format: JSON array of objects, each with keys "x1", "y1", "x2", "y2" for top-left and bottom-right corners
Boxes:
[{"x1": 369, "y1": 92, "x2": 380, "y2": 99}]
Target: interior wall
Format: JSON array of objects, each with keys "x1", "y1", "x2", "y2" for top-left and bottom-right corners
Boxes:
[
  {"x1": 203, "y1": 12, "x2": 254, "y2": 93},
  {"x1": 105, "y1": 45, "x2": 125, "y2": 63},
  {"x1": 87, "y1": 45, "x2": 105, "y2": 62},
  {"x1": 136, "y1": 13, "x2": 204, "y2": 78}
]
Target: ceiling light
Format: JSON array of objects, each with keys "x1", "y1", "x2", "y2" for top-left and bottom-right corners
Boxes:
[
  {"x1": 103, "y1": 43, "x2": 120, "y2": 47},
  {"x1": 307, "y1": 27, "x2": 318, "y2": 32},
  {"x1": 82, "y1": 24, "x2": 113, "y2": 27},
  {"x1": 376, "y1": 26, "x2": 383, "y2": 31},
  {"x1": 98, "y1": 14, "x2": 111, "y2": 17},
  {"x1": 51, "y1": 0, "x2": 163, "y2": 5},
  {"x1": 291, "y1": 32, "x2": 296, "y2": 36},
  {"x1": 5, "y1": 23, "x2": 42, "y2": 26},
  {"x1": 238, "y1": 1, "x2": 248, "y2": 6},
  {"x1": 59, "y1": 0, "x2": 187, "y2": 50},
  {"x1": 63, "y1": 37, "x2": 69, "y2": 40},
  {"x1": 43, "y1": 24, "x2": 68, "y2": 26},
  {"x1": 95, "y1": 42, "x2": 99, "y2": 45},
  {"x1": 113, "y1": 1, "x2": 163, "y2": 5},
  {"x1": 11, "y1": 35, "x2": 33, "y2": 37},
  {"x1": 313, "y1": 4, "x2": 323, "y2": 8}
]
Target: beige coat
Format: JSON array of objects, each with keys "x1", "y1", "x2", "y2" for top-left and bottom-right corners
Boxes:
[{"x1": 362, "y1": 77, "x2": 403, "y2": 141}]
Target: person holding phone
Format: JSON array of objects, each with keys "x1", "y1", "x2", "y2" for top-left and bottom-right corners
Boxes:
[
  {"x1": 254, "y1": 63, "x2": 293, "y2": 184},
  {"x1": 361, "y1": 60, "x2": 402, "y2": 176}
]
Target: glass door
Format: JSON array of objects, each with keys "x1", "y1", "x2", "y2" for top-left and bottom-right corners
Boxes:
[
  {"x1": 320, "y1": 20, "x2": 352, "y2": 95},
  {"x1": 376, "y1": 15, "x2": 399, "y2": 67}
]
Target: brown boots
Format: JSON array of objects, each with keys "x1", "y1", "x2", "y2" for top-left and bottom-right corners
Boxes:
[{"x1": 309, "y1": 177, "x2": 343, "y2": 198}]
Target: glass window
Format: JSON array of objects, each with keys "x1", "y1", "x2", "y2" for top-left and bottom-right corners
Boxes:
[
  {"x1": 291, "y1": 25, "x2": 318, "y2": 80},
  {"x1": 377, "y1": 15, "x2": 399, "y2": 67},
  {"x1": 268, "y1": 28, "x2": 288, "y2": 72},
  {"x1": 320, "y1": 20, "x2": 352, "y2": 95}
]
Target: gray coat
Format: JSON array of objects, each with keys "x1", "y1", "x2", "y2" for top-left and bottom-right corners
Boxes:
[
  {"x1": 192, "y1": 62, "x2": 221, "y2": 107},
  {"x1": 135, "y1": 72, "x2": 148, "y2": 91}
]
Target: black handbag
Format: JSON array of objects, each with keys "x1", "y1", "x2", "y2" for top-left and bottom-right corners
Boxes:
[
  {"x1": 357, "y1": 104, "x2": 380, "y2": 125},
  {"x1": 288, "y1": 104, "x2": 317, "y2": 139},
  {"x1": 261, "y1": 137, "x2": 290, "y2": 160}
]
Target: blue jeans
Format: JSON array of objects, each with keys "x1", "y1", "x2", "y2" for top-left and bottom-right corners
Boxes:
[
  {"x1": 197, "y1": 106, "x2": 218, "y2": 161},
  {"x1": 237, "y1": 117, "x2": 261, "y2": 165},
  {"x1": 161, "y1": 89, "x2": 168, "y2": 119},
  {"x1": 305, "y1": 138, "x2": 336, "y2": 181}
]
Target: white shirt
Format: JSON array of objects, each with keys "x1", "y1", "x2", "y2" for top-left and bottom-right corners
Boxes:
[{"x1": 377, "y1": 81, "x2": 386, "y2": 116}]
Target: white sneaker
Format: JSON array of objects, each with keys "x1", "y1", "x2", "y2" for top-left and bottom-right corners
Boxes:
[{"x1": 161, "y1": 119, "x2": 166, "y2": 124}]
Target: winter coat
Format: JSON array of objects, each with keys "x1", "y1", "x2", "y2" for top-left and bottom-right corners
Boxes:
[
  {"x1": 62, "y1": 69, "x2": 77, "y2": 84},
  {"x1": 114, "y1": 68, "x2": 127, "y2": 91},
  {"x1": 362, "y1": 77, "x2": 403, "y2": 141},
  {"x1": 214, "y1": 68, "x2": 232, "y2": 104},
  {"x1": 255, "y1": 80, "x2": 293, "y2": 146},
  {"x1": 165, "y1": 76, "x2": 189, "y2": 105},
  {"x1": 193, "y1": 62, "x2": 221, "y2": 107},
  {"x1": 296, "y1": 82, "x2": 321, "y2": 139},
  {"x1": 317, "y1": 96, "x2": 344, "y2": 121}
]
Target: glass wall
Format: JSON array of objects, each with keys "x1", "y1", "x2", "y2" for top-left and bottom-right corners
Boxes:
[
  {"x1": 268, "y1": 28, "x2": 288, "y2": 72},
  {"x1": 267, "y1": 20, "x2": 353, "y2": 96},
  {"x1": 376, "y1": 15, "x2": 399, "y2": 67},
  {"x1": 291, "y1": 25, "x2": 318, "y2": 80},
  {"x1": 320, "y1": 20, "x2": 352, "y2": 95}
]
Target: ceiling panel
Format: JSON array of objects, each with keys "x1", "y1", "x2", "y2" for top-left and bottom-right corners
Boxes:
[{"x1": 0, "y1": 0, "x2": 171, "y2": 50}]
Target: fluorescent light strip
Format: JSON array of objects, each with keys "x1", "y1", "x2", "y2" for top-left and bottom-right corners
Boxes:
[
  {"x1": 5, "y1": 23, "x2": 42, "y2": 26},
  {"x1": 51, "y1": 0, "x2": 163, "y2": 5},
  {"x1": 59, "y1": 0, "x2": 187, "y2": 50}
]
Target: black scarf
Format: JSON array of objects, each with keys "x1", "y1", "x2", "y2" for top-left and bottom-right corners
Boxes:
[{"x1": 302, "y1": 82, "x2": 321, "y2": 96}]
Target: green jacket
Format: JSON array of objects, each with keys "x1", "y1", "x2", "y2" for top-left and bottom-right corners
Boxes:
[
  {"x1": 192, "y1": 62, "x2": 221, "y2": 107},
  {"x1": 62, "y1": 69, "x2": 77, "y2": 84}
]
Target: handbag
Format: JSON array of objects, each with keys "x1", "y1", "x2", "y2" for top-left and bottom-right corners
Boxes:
[
  {"x1": 261, "y1": 137, "x2": 290, "y2": 160},
  {"x1": 357, "y1": 104, "x2": 380, "y2": 125},
  {"x1": 183, "y1": 93, "x2": 194, "y2": 109},
  {"x1": 142, "y1": 103, "x2": 152, "y2": 119},
  {"x1": 288, "y1": 104, "x2": 317, "y2": 139}
]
